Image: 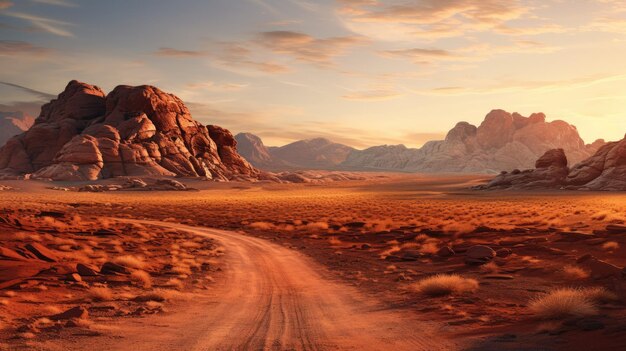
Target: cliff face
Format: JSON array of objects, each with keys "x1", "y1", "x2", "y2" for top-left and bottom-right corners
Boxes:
[{"x1": 0, "y1": 81, "x2": 258, "y2": 181}]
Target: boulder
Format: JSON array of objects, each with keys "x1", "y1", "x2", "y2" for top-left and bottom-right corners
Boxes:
[
  {"x1": 76, "y1": 263, "x2": 99, "y2": 276},
  {"x1": 50, "y1": 306, "x2": 88, "y2": 320},
  {"x1": 24, "y1": 243, "x2": 58, "y2": 262},
  {"x1": 465, "y1": 245, "x2": 496, "y2": 265}
]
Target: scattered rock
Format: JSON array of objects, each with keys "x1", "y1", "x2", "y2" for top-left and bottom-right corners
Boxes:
[
  {"x1": 100, "y1": 262, "x2": 130, "y2": 275},
  {"x1": 24, "y1": 243, "x2": 58, "y2": 262},
  {"x1": 495, "y1": 248, "x2": 512, "y2": 258},
  {"x1": 76, "y1": 263, "x2": 99, "y2": 276},
  {"x1": 606, "y1": 224, "x2": 626, "y2": 234},
  {"x1": 65, "y1": 273, "x2": 82, "y2": 282},
  {"x1": 436, "y1": 246, "x2": 455, "y2": 257},
  {"x1": 50, "y1": 306, "x2": 88, "y2": 320},
  {"x1": 578, "y1": 256, "x2": 623, "y2": 279},
  {"x1": 465, "y1": 245, "x2": 496, "y2": 265}
]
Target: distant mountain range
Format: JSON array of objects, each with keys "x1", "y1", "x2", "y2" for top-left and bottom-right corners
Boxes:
[
  {"x1": 0, "y1": 111, "x2": 34, "y2": 148},
  {"x1": 236, "y1": 110, "x2": 606, "y2": 174}
]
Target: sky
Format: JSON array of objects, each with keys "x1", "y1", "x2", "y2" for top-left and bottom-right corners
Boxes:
[{"x1": 1, "y1": 0, "x2": 626, "y2": 148}]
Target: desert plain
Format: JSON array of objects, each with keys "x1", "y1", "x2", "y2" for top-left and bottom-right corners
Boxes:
[{"x1": 0, "y1": 174, "x2": 625, "y2": 351}]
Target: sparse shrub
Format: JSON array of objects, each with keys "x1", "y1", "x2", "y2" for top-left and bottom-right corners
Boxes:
[
  {"x1": 602, "y1": 241, "x2": 619, "y2": 250},
  {"x1": 306, "y1": 222, "x2": 329, "y2": 230},
  {"x1": 248, "y1": 222, "x2": 274, "y2": 230},
  {"x1": 90, "y1": 286, "x2": 113, "y2": 301},
  {"x1": 529, "y1": 287, "x2": 615, "y2": 319},
  {"x1": 412, "y1": 274, "x2": 479, "y2": 297},
  {"x1": 113, "y1": 255, "x2": 146, "y2": 269},
  {"x1": 130, "y1": 270, "x2": 153, "y2": 288},
  {"x1": 561, "y1": 265, "x2": 589, "y2": 280}
]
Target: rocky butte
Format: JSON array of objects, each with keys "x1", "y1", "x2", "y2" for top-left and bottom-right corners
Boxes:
[
  {"x1": 0, "y1": 81, "x2": 259, "y2": 181},
  {"x1": 476, "y1": 134, "x2": 626, "y2": 191}
]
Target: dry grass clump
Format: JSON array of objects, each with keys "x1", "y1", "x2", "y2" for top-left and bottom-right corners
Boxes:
[
  {"x1": 248, "y1": 221, "x2": 274, "y2": 230},
  {"x1": 529, "y1": 287, "x2": 616, "y2": 319},
  {"x1": 306, "y1": 222, "x2": 329, "y2": 230},
  {"x1": 113, "y1": 255, "x2": 146, "y2": 269},
  {"x1": 130, "y1": 270, "x2": 153, "y2": 288},
  {"x1": 412, "y1": 274, "x2": 479, "y2": 297},
  {"x1": 602, "y1": 241, "x2": 620, "y2": 250},
  {"x1": 90, "y1": 286, "x2": 113, "y2": 301},
  {"x1": 561, "y1": 265, "x2": 589, "y2": 280}
]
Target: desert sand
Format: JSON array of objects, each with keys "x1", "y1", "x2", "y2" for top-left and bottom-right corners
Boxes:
[{"x1": 1, "y1": 174, "x2": 625, "y2": 350}]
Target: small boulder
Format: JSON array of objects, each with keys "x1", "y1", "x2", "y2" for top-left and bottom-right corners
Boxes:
[
  {"x1": 76, "y1": 263, "x2": 100, "y2": 276},
  {"x1": 24, "y1": 243, "x2": 58, "y2": 262},
  {"x1": 496, "y1": 248, "x2": 512, "y2": 258},
  {"x1": 100, "y1": 261, "x2": 130, "y2": 275},
  {"x1": 606, "y1": 224, "x2": 626, "y2": 234},
  {"x1": 436, "y1": 246, "x2": 455, "y2": 257},
  {"x1": 65, "y1": 273, "x2": 82, "y2": 282},
  {"x1": 465, "y1": 245, "x2": 496, "y2": 265},
  {"x1": 50, "y1": 306, "x2": 88, "y2": 320}
]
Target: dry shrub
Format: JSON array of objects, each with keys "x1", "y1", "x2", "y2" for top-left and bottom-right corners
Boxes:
[
  {"x1": 306, "y1": 222, "x2": 329, "y2": 230},
  {"x1": 412, "y1": 274, "x2": 479, "y2": 297},
  {"x1": 418, "y1": 242, "x2": 439, "y2": 255},
  {"x1": 248, "y1": 222, "x2": 274, "y2": 230},
  {"x1": 113, "y1": 255, "x2": 146, "y2": 269},
  {"x1": 164, "y1": 278, "x2": 184, "y2": 290},
  {"x1": 327, "y1": 236, "x2": 342, "y2": 246},
  {"x1": 561, "y1": 265, "x2": 589, "y2": 280},
  {"x1": 529, "y1": 287, "x2": 616, "y2": 319},
  {"x1": 602, "y1": 241, "x2": 620, "y2": 250},
  {"x1": 90, "y1": 286, "x2": 113, "y2": 301},
  {"x1": 130, "y1": 270, "x2": 152, "y2": 288},
  {"x1": 480, "y1": 261, "x2": 500, "y2": 274}
]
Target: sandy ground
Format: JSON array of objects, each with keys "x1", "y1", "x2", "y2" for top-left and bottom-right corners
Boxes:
[
  {"x1": 53, "y1": 220, "x2": 458, "y2": 351},
  {"x1": 1, "y1": 174, "x2": 625, "y2": 350}
]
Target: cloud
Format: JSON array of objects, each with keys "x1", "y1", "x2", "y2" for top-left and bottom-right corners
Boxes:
[
  {"x1": 3, "y1": 11, "x2": 74, "y2": 37},
  {"x1": 380, "y1": 40, "x2": 558, "y2": 65},
  {"x1": 255, "y1": 31, "x2": 368, "y2": 67},
  {"x1": 153, "y1": 47, "x2": 207, "y2": 58},
  {"x1": 341, "y1": 89, "x2": 404, "y2": 101},
  {"x1": 248, "y1": 0, "x2": 279, "y2": 15},
  {"x1": 0, "y1": 1, "x2": 13, "y2": 10},
  {"x1": 335, "y1": 0, "x2": 564, "y2": 41},
  {"x1": 412, "y1": 73, "x2": 626, "y2": 96},
  {"x1": 185, "y1": 81, "x2": 249, "y2": 92},
  {"x1": 186, "y1": 101, "x2": 411, "y2": 149},
  {"x1": 0, "y1": 81, "x2": 55, "y2": 100},
  {"x1": 0, "y1": 40, "x2": 54, "y2": 58},
  {"x1": 31, "y1": 0, "x2": 76, "y2": 7}
]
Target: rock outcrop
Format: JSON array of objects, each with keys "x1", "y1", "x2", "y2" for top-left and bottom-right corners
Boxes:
[
  {"x1": 343, "y1": 110, "x2": 604, "y2": 173},
  {"x1": 0, "y1": 111, "x2": 34, "y2": 148},
  {"x1": 476, "y1": 135, "x2": 626, "y2": 190},
  {"x1": 0, "y1": 81, "x2": 258, "y2": 181},
  {"x1": 238, "y1": 110, "x2": 603, "y2": 174}
]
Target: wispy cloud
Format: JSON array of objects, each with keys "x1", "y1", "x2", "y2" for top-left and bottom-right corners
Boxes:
[
  {"x1": 412, "y1": 73, "x2": 626, "y2": 96},
  {"x1": 341, "y1": 89, "x2": 404, "y2": 101},
  {"x1": 31, "y1": 0, "x2": 76, "y2": 7},
  {"x1": 0, "y1": 40, "x2": 53, "y2": 58},
  {"x1": 256, "y1": 31, "x2": 368, "y2": 68},
  {"x1": 3, "y1": 11, "x2": 74, "y2": 37},
  {"x1": 248, "y1": 0, "x2": 279, "y2": 15},
  {"x1": 153, "y1": 47, "x2": 207, "y2": 58},
  {"x1": 0, "y1": 81, "x2": 55, "y2": 100},
  {"x1": 336, "y1": 0, "x2": 562, "y2": 41}
]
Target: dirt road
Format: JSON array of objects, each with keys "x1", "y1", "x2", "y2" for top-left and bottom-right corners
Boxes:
[{"x1": 62, "y1": 220, "x2": 460, "y2": 351}]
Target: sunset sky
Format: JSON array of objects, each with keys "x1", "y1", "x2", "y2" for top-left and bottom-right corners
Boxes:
[{"x1": 1, "y1": 0, "x2": 626, "y2": 148}]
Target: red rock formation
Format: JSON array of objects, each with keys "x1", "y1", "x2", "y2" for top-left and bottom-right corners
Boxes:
[
  {"x1": 0, "y1": 81, "x2": 258, "y2": 181},
  {"x1": 477, "y1": 135, "x2": 626, "y2": 191}
]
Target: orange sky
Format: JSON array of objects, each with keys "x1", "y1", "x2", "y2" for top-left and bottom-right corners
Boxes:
[{"x1": 1, "y1": 0, "x2": 625, "y2": 148}]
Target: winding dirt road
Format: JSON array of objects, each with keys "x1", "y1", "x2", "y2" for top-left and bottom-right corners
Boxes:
[{"x1": 67, "y1": 220, "x2": 459, "y2": 351}]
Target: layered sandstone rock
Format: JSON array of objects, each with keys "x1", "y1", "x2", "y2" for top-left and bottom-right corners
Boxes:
[
  {"x1": 0, "y1": 81, "x2": 258, "y2": 181},
  {"x1": 476, "y1": 135, "x2": 626, "y2": 191}
]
